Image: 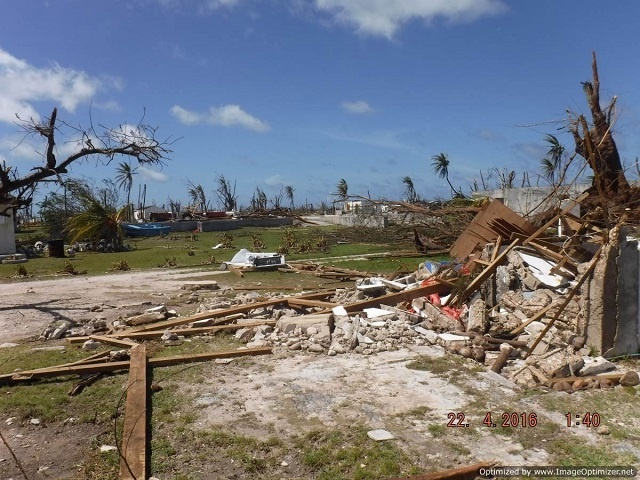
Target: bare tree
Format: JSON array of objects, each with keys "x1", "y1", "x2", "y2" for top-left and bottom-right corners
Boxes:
[
  {"x1": 567, "y1": 52, "x2": 629, "y2": 195},
  {"x1": 167, "y1": 197, "x2": 181, "y2": 220},
  {"x1": 1, "y1": 107, "x2": 173, "y2": 215},
  {"x1": 215, "y1": 174, "x2": 237, "y2": 211},
  {"x1": 270, "y1": 189, "x2": 283, "y2": 209},
  {"x1": 250, "y1": 186, "x2": 268, "y2": 210}
]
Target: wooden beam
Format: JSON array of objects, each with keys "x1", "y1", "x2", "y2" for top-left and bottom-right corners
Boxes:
[
  {"x1": 127, "y1": 299, "x2": 289, "y2": 332},
  {"x1": 387, "y1": 462, "x2": 494, "y2": 480},
  {"x1": 546, "y1": 373, "x2": 623, "y2": 385},
  {"x1": 119, "y1": 344, "x2": 148, "y2": 480},
  {"x1": 333, "y1": 281, "x2": 450, "y2": 314},
  {"x1": 127, "y1": 290, "x2": 335, "y2": 333},
  {"x1": 67, "y1": 321, "x2": 277, "y2": 343},
  {"x1": 454, "y1": 238, "x2": 521, "y2": 305},
  {"x1": 0, "y1": 347, "x2": 272, "y2": 384},
  {"x1": 0, "y1": 350, "x2": 114, "y2": 383},
  {"x1": 90, "y1": 335, "x2": 139, "y2": 348},
  {"x1": 509, "y1": 303, "x2": 554, "y2": 335},
  {"x1": 147, "y1": 346, "x2": 271, "y2": 367},
  {"x1": 287, "y1": 298, "x2": 338, "y2": 309}
]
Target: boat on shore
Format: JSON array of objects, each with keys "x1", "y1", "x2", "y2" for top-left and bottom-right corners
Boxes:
[{"x1": 122, "y1": 223, "x2": 171, "y2": 237}]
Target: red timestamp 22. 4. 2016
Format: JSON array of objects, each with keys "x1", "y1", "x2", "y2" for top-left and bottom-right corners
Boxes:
[{"x1": 446, "y1": 412, "x2": 538, "y2": 428}]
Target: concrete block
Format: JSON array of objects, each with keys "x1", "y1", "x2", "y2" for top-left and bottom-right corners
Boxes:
[
  {"x1": 367, "y1": 429, "x2": 395, "y2": 441},
  {"x1": 276, "y1": 313, "x2": 333, "y2": 335}
]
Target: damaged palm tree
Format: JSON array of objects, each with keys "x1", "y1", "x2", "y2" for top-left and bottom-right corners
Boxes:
[{"x1": 567, "y1": 52, "x2": 630, "y2": 214}]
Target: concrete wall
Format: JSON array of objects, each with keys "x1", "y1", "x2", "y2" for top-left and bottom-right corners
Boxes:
[
  {"x1": 584, "y1": 226, "x2": 640, "y2": 357},
  {"x1": 303, "y1": 214, "x2": 388, "y2": 228},
  {"x1": 0, "y1": 208, "x2": 16, "y2": 254},
  {"x1": 197, "y1": 217, "x2": 293, "y2": 232},
  {"x1": 474, "y1": 185, "x2": 589, "y2": 216}
]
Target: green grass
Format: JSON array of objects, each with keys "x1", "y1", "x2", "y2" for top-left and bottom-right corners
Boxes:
[
  {"x1": 293, "y1": 426, "x2": 423, "y2": 480},
  {"x1": 7, "y1": 225, "x2": 446, "y2": 280}
]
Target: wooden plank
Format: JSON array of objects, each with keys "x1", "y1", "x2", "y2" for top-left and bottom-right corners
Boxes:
[
  {"x1": 454, "y1": 238, "x2": 521, "y2": 305},
  {"x1": 147, "y1": 346, "x2": 271, "y2": 367},
  {"x1": 387, "y1": 462, "x2": 494, "y2": 480},
  {"x1": 127, "y1": 290, "x2": 335, "y2": 333},
  {"x1": 287, "y1": 298, "x2": 338, "y2": 309},
  {"x1": 451, "y1": 200, "x2": 535, "y2": 260},
  {"x1": 546, "y1": 373, "x2": 623, "y2": 385},
  {"x1": 0, "y1": 350, "x2": 114, "y2": 383},
  {"x1": 1, "y1": 347, "x2": 272, "y2": 384},
  {"x1": 67, "y1": 321, "x2": 277, "y2": 343},
  {"x1": 490, "y1": 236, "x2": 502, "y2": 262},
  {"x1": 90, "y1": 335, "x2": 139, "y2": 348},
  {"x1": 509, "y1": 303, "x2": 554, "y2": 335},
  {"x1": 335, "y1": 281, "x2": 450, "y2": 314},
  {"x1": 127, "y1": 298, "x2": 289, "y2": 332},
  {"x1": 119, "y1": 344, "x2": 148, "y2": 480},
  {"x1": 524, "y1": 246, "x2": 601, "y2": 359}
]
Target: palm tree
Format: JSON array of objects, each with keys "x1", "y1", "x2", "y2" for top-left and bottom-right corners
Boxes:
[
  {"x1": 187, "y1": 181, "x2": 208, "y2": 212},
  {"x1": 65, "y1": 192, "x2": 127, "y2": 248},
  {"x1": 336, "y1": 178, "x2": 348, "y2": 200},
  {"x1": 115, "y1": 161, "x2": 137, "y2": 220},
  {"x1": 431, "y1": 153, "x2": 458, "y2": 197},
  {"x1": 402, "y1": 176, "x2": 419, "y2": 203},
  {"x1": 540, "y1": 134, "x2": 565, "y2": 184},
  {"x1": 285, "y1": 185, "x2": 295, "y2": 210}
]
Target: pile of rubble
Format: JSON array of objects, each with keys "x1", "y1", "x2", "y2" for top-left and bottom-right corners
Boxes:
[{"x1": 25, "y1": 196, "x2": 640, "y2": 395}]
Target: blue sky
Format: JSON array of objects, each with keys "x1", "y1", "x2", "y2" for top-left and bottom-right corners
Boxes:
[{"x1": 1, "y1": 0, "x2": 640, "y2": 211}]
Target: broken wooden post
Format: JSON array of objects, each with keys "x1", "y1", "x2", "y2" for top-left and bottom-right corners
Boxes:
[
  {"x1": 119, "y1": 344, "x2": 148, "y2": 480},
  {"x1": 491, "y1": 344, "x2": 513, "y2": 374}
]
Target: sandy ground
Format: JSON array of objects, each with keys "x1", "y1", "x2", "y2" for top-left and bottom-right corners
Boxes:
[{"x1": 0, "y1": 268, "x2": 225, "y2": 343}]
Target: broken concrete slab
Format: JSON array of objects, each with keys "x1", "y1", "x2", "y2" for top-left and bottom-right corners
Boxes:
[{"x1": 581, "y1": 356, "x2": 615, "y2": 376}]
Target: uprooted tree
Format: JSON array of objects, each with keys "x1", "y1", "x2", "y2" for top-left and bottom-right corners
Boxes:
[
  {"x1": 0, "y1": 107, "x2": 173, "y2": 215},
  {"x1": 567, "y1": 52, "x2": 629, "y2": 197}
]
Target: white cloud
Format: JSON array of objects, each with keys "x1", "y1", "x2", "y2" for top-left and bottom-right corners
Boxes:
[
  {"x1": 0, "y1": 135, "x2": 42, "y2": 161},
  {"x1": 138, "y1": 165, "x2": 169, "y2": 182},
  {"x1": 265, "y1": 174, "x2": 284, "y2": 186},
  {"x1": 312, "y1": 0, "x2": 508, "y2": 38},
  {"x1": 342, "y1": 100, "x2": 373, "y2": 114},
  {"x1": 0, "y1": 47, "x2": 117, "y2": 124},
  {"x1": 170, "y1": 104, "x2": 270, "y2": 132}
]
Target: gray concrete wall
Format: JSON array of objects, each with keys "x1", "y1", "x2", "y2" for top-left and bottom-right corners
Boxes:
[
  {"x1": 584, "y1": 226, "x2": 640, "y2": 357},
  {"x1": 303, "y1": 214, "x2": 388, "y2": 228},
  {"x1": 0, "y1": 208, "x2": 16, "y2": 254},
  {"x1": 474, "y1": 185, "x2": 589, "y2": 216},
  {"x1": 197, "y1": 217, "x2": 293, "y2": 232}
]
